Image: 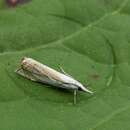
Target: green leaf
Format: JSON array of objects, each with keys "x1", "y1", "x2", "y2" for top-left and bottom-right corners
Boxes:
[{"x1": 0, "y1": 0, "x2": 130, "y2": 129}]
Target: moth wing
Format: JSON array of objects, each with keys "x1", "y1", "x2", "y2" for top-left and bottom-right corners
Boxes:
[
  {"x1": 15, "y1": 68, "x2": 37, "y2": 82},
  {"x1": 16, "y1": 67, "x2": 64, "y2": 88}
]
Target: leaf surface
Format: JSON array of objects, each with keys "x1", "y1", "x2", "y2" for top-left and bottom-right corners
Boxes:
[{"x1": 0, "y1": 0, "x2": 130, "y2": 130}]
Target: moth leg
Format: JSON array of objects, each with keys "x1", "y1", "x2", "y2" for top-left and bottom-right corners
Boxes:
[
  {"x1": 15, "y1": 68, "x2": 37, "y2": 82},
  {"x1": 59, "y1": 66, "x2": 66, "y2": 74},
  {"x1": 60, "y1": 66, "x2": 72, "y2": 78},
  {"x1": 74, "y1": 89, "x2": 77, "y2": 105}
]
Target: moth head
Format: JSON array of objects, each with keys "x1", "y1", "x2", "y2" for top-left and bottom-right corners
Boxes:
[{"x1": 73, "y1": 81, "x2": 93, "y2": 94}]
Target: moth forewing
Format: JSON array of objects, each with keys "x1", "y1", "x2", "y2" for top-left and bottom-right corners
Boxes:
[{"x1": 16, "y1": 57, "x2": 93, "y2": 104}]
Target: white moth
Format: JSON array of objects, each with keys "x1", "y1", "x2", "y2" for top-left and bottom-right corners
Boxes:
[{"x1": 15, "y1": 57, "x2": 93, "y2": 104}]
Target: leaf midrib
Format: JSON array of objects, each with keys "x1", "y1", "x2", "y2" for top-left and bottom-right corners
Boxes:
[{"x1": 0, "y1": 0, "x2": 128, "y2": 56}]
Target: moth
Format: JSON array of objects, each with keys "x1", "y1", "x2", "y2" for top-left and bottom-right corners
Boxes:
[{"x1": 15, "y1": 57, "x2": 93, "y2": 104}]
